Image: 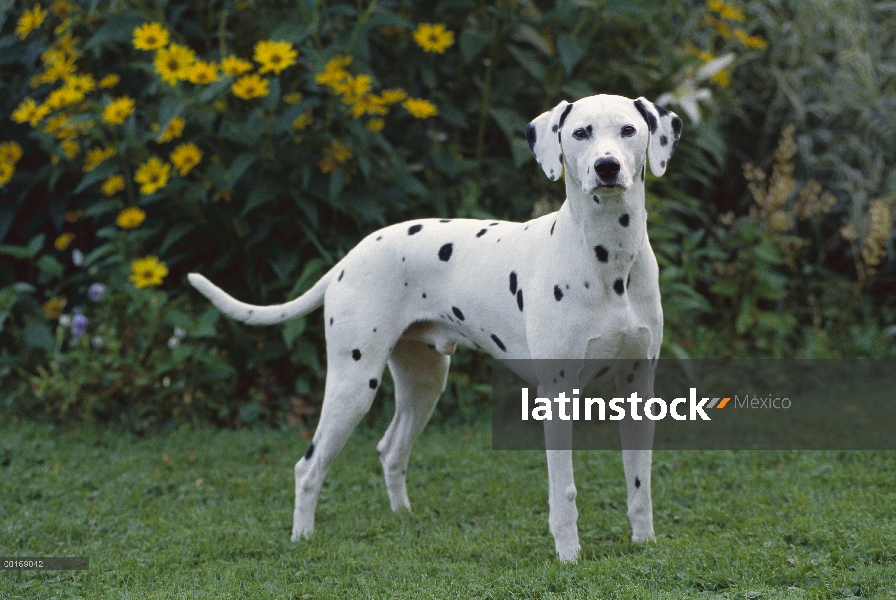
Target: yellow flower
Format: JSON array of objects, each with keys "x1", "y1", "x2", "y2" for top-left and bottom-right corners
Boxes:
[
  {"x1": 129, "y1": 256, "x2": 168, "y2": 288},
  {"x1": 253, "y1": 40, "x2": 297, "y2": 75},
  {"x1": 734, "y1": 29, "x2": 768, "y2": 50},
  {"x1": 0, "y1": 162, "x2": 14, "y2": 186},
  {"x1": 283, "y1": 92, "x2": 303, "y2": 104},
  {"x1": 133, "y1": 22, "x2": 169, "y2": 50},
  {"x1": 16, "y1": 5, "x2": 48, "y2": 40},
  {"x1": 318, "y1": 140, "x2": 352, "y2": 174},
  {"x1": 402, "y1": 97, "x2": 438, "y2": 118},
  {"x1": 379, "y1": 88, "x2": 408, "y2": 104},
  {"x1": 334, "y1": 74, "x2": 372, "y2": 99},
  {"x1": 134, "y1": 157, "x2": 171, "y2": 195},
  {"x1": 708, "y1": 0, "x2": 746, "y2": 22},
  {"x1": 231, "y1": 74, "x2": 269, "y2": 99},
  {"x1": 102, "y1": 96, "x2": 135, "y2": 125},
  {"x1": 50, "y1": 1, "x2": 74, "y2": 18},
  {"x1": 12, "y1": 98, "x2": 49, "y2": 126},
  {"x1": 366, "y1": 118, "x2": 384, "y2": 133},
  {"x1": 64, "y1": 209, "x2": 83, "y2": 222},
  {"x1": 116, "y1": 206, "x2": 146, "y2": 228},
  {"x1": 101, "y1": 174, "x2": 125, "y2": 196},
  {"x1": 170, "y1": 142, "x2": 202, "y2": 176},
  {"x1": 348, "y1": 94, "x2": 387, "y2": 118},
  {"x1": 314, "y1": 55, "x2": 352, "y2": 88},
  {"x1": 291, "y1": 111, "x2": 312, "y2": 131},
  {"x1": 42, "y1": 297, "x2": 66, "y2": 319},
  {"x1": 63, "y1": 73, "x2": 95, "y2": 94},
  {"x1": 154, "y1": 44, "x2": 196, "y2": 85},
  {"x1": 188, "y1": 60, "x2": 219, "y2": 84},
  {"x1": 154, "y1": 116, "x2": 185, "y2": 142},
  {"x1": 98, "y1": 73, "x2": 120, "y2": 88},
  {"x1": 83, "y1": 147, "x2": 116, "y2": 172},
  {"x1": 54, "y1": 232, "x2": 75, "y2": 250},
  {"x1": 45, "y1": 86, "x2": 84, "y2": 110},
  {"x1": 710, "y1": 68, "x2": 731, "y2": 87},
  {"x1": 705, "y1": 14, "x2": 731, "y2": 40},
  {"x1": 0, "y1": 141, "x2": 24, "y2": 165},
  {"x1": 60, "y1": 139, "x2": 79, "y2": 158},
  {"x1": 413, "y1": 23, "x2": 455, "y2": 54},
  {"x1": 220, "y1": 55, "x2": 253, "y2": 76}
]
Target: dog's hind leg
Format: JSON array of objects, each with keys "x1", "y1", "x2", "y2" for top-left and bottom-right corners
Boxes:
[
  {"x1": 291, "y1": 348, "x2": 389, "y2": 542},
  {"x1": 377, "y1": 340, "x2": 450, "y2": 511}
]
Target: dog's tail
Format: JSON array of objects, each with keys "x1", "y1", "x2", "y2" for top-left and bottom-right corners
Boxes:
[{"x1": 187, "y1": 270, "x2": 334, "y2": 326}]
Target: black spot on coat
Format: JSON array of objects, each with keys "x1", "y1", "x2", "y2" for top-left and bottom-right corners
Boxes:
[
  {"x1": 593, "y1": 195, "x2": 600, "y2": 204},
  {"x1": 554, "y1": 285, "x2": 563, "y2": 301},
  {"x1": 595, "y1": 366, "x2": 610, "y2": 379},
  {"x1": 550, "y1": 220, "x2": 556, "y2": 235},
  {"x1": 438, "y1": 243, "x2": 453, "y2": 261},
  {"x1": 491, "y1": 334, "x2": 507, "y2": 352},
  {"x1": 352, "y1": 349, "x2": 362, "y2": 361},
  {"x1": 476, "y1": 228, "x2": 487, "y2": 238},
  {"x1": 369, "y1": 378, "x2": 378, "y2": 389},
  {"x1": 509, "y1": 272, "x2": 518, "y2": 294},
  {"x1": 452, "y1": 306, "x2": 465, "y2": 321},
  {"x1": 614, "y1": 278, "x2": 625, "y2": 295},
  {"x1": 304, "y1": 442, "x2": 315, "y2": 460},
  {"x1": 634, "y1": 99, "x2": 658, "y2": 134},
  {"x1": 516, "y1": 289, "x2": 523, "y2": 311},
  {"x1": 408, "y1": 224, "x2": 423, "y2": 235},
  {"x1": 595, "y1": 245, "x2": 609, "y2": 262},
  {"x1": 635, "y1": 476, "x2": 641, "y2": 488},
  {"x1": 338, "y1": 270, "x2": 344, "y2": 282},
  {"x1": 558, "y1": 103, "x2": 573, "y2": 129},
  {"x1": 659, "y1": 135, "x2": 668, "y2": 146},
  {"x1": 619, "y1": 214, "x2": 630, "y2": 227},
  {"x1": 525, "y1": 123, "x2": 537, "y2": 152}
]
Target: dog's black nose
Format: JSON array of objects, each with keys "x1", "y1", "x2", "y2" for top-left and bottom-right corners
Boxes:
[{"x1": 594, "y1": 158, "x2": 620, "y2": 182}]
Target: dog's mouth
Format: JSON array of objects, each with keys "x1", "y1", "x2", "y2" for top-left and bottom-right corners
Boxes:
[{"x1": 587, "y1": 181, "x2": 627, "y2": 194}]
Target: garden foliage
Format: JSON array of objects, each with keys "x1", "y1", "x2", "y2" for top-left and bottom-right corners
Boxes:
[{"x1": 0, "y1": 0, "x2": 893, "y2": 427}]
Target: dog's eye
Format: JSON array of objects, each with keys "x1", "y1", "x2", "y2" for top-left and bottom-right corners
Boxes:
[
  {"x1": 621, "y1": 125, "x2": 636, "y2": 137},
  {"x1": 572, "y1": 128, "x2": 588, "y2": 140}
]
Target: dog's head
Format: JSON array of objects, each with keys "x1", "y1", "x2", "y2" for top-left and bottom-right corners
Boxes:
[{"x1": 525, "y1": 95, "x2": 681, "y2": 195}]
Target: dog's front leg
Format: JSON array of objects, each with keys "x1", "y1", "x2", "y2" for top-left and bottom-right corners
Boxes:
[
  {"x1": 617, "y1": 361, "x2": 657, "y2": 542},
  {"x1": 542, "y1": 384, "x2": 580, "y2": 562}
]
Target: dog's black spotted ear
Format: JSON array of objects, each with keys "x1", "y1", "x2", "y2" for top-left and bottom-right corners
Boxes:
[
  {"x1": 633, "y1": 97, "x2": 682, "y2": 177},
  {"x1": 526, "y1": 100, "x2": 571, "y2": 182}
]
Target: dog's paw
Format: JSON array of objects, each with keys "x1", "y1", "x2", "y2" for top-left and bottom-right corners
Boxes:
[
  {"x1": 555, "y1": 541, "x2": 580, "y2": 563},
  {"x1": 631, "y1": 530, "x2": 656, "y2": 543},
  {"x1": 290, "y1": 524, "x2": 313, "y2": 542}
]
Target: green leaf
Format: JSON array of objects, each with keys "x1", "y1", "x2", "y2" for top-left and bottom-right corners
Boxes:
[
  {"x1": 157, "y1": 97, "x2": 185, "y2": 135},
  {"x1": 511, "y1": 24, "x2": 554, "y2": 57},
  {"x1": 506, "y1": 45, "x2": 546, "y2": 81},
  {"x1": 74, "y1": 160, "x2": 119, "y2": 193},
  {"x1": 274, "y1": 98, "x2": 317, "y2": 134},
  {"x1": 226, "y1": 152, "x2": 257, "y2": 188},
  {"x1": 159, "y1": 222, "x2": 196, "y2": 255},
  {"x1": 709, "y1": 279, "x2": 740, "y2": 297},
  {"x1": 27, "y1": 233, "x2": 45, "y2": 256},
  {"x1": 460, "y1": 27, "x2": 493, "y2": 64},
  {"x1": 556, "y1": 33, "x2": 586, "y2": 74},
  {"x1": 0, "y1": 244, "x2": 32, "y2": 259},
  {"x1": 37, "y1": 255, "x2": 64, "y2": 279},
  {"x1": 193, "y1": 306, "x2": 220, "y2": 338},
  {"x1": 289, "y1": 257, "x2": 328, "y2": 297},
  {"x1": 489, "y1": 107, "x2": 531, "y2": 167},
  {"x1": 196, "y1": 77, "x2": 231, "y2": 103},
  {"x1": 83, "y1": 199, "x2": 124, "y2": 219},
  {"x1": 23, "y1": 317, "x2": 54, "y2": 351},
  {"x1": 241, "y1": 179, "x2": 279, "y2": 216},
  {"x1": 83, "y1": 13, "x2": 144, "y2": 51},
  {"x1": 282, "y1": 317, "x2": 306, "y2": 350},
  {"x1": 270, "y1": 21, "x2": 315, "y2": 44}
]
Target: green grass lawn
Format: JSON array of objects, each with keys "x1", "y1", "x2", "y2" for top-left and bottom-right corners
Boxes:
[{"x1": 1, "y1": 417, "x2": 895, "y2": 599}]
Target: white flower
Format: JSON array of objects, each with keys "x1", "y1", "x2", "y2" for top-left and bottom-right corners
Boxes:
[
  {"x1": 167, "y1": 336, "x2": 180, "y2": 349},
  {"x1": 173, "y1": 327, "x2": 186, "y2": 339},
  {"x1": 59, "y1": 314, "x2": 72, "y2": 327},
  {"x1": 72, "y1": 249, "x2": 84, "y2": 267}
]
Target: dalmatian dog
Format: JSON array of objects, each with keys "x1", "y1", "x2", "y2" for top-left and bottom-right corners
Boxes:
[{"x1": 188, "y1": 94, "x2": 681, "y2": 562}]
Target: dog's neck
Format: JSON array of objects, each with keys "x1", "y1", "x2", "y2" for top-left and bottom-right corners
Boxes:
[{"x1": 553, "y1": 173, "x2": 648, "y2": 283}]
